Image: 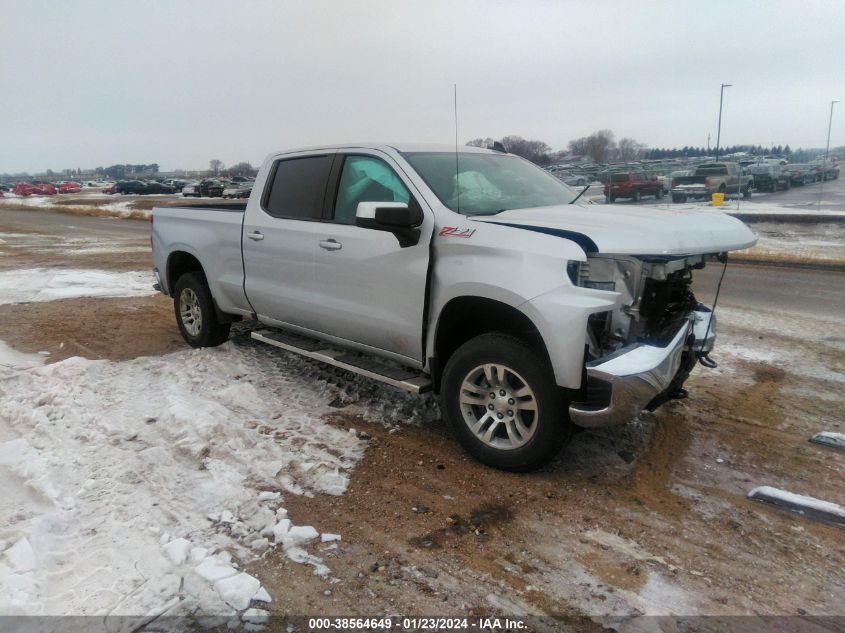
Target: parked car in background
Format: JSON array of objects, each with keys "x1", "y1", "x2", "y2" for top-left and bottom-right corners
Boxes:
[
  {"x1": 58, "y1": 182, "x2": 82, "y2": 194},
  {"x1": 223, "y1": 183, "x2": 252, "y2": 199},
  {"x1": 747, "y1": 165, "x2": 791, "y2": 192},
  {"x1": 163, "y1": 179, "x2": 188, "y2": 192},
  {"x1": 181, "y1": 180, "x2": 224, "y2": 198},
  {"x1": 555, "y1": 171, "x2": 588, "y2": 187},
  {"x1": 109, "y1": 180, "x2": 176, "y2": 195},
  {"x1": 603, "y1": 171, "x2": 663, "y2": 202},
  {"x1": 670, "y1": 163, "x2": 752, "y2": 202},
  {"x1": 12, "y1": 182, "x2": 57, "y2": 196},
  {"x1": 784, "y1": 164, "x2": 815, "y2": 186},
  {"x1": 181, "y1": 182, "x2": 201, "y2": 197},
  {"x1": 199, "y1": 180, "x2": 224, "y2": 197}
]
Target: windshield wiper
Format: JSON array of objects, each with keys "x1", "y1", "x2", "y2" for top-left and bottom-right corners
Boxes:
[{"x1": 569, "y1": 184, "x2": 591, "y2": 204}]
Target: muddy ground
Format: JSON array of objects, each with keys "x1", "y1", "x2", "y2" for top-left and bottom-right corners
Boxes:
[{"x1": 1, "y1": 210, "x2": 843, "y2": 630}]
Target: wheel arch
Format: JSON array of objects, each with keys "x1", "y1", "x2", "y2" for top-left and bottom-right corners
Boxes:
[
  {"x1": 431, "y1": 295, "x2": 551, "y2": 393},
  {"x1": 166, "y1": 250, "x2": 205, "y2": 297}
]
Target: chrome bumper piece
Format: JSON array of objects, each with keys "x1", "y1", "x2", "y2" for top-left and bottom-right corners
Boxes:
[{"x1": 569, "y1": 314, "x2": 703, "y2": 428}]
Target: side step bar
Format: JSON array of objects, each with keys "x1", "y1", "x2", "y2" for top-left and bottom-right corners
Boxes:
[{"x1": 251, "y1": 329, "x2": 432, "y2": 394}]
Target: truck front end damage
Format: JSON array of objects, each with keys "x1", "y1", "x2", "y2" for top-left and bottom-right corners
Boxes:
[{"x1": 567, "y1": 254, "x2": 718, "y2": 427}]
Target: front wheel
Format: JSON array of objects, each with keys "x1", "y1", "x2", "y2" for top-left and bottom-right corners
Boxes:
[
  {"x1": 440, "y1": 333, "x2": 571, "y2": 472},
  {"x1": 173, "y1": 272, "x2": 231, "y2": 348},
  {"x1": 742, "y1": 186, "x2": 751, "y2": 199}
]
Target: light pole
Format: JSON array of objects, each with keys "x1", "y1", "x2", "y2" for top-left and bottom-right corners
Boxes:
[
  {"x1": 715, "y1": 83, "x2": 732, "y2": 161},
  {"x1": 819, "y1": 100, "x2": 839, "y2": 210}
]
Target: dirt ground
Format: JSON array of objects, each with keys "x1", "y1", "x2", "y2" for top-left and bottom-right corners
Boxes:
[{"x1": 2, "y1": 210, "x2": 844, "y2": 630}]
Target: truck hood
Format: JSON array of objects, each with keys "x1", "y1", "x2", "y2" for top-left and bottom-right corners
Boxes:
[{"x1": 470, "y1": 204, "x2": 757, "y2": 256}]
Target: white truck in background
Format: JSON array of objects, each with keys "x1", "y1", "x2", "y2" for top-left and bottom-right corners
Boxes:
[{"x1": 151, "y1": 143, "x2": 757, "y2": 471}]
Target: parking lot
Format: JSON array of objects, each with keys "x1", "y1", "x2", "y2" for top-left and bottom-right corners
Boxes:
[{"x1": 1, "y1": 200, "x2": 843, "y2": 629}]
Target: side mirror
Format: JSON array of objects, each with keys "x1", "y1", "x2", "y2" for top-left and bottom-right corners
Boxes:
[
  {"x1": 355, "y1": 201, "x2": 424, "y2": 248},
  {"x1": 355, "y1": 201, "x2": 423, "y2": 228}
]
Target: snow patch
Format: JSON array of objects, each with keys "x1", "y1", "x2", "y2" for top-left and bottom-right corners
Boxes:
[
  {"x1": 0, "y1": 340, "x2": 367, "y2": 616},
  {"x1": 0, "y1": 268, "x2": 157, "y2": 304}
]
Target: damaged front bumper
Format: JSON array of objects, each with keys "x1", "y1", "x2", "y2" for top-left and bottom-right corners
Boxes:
[{"x1": 569, "y1": 308, "x2": 715, "y2": 428}]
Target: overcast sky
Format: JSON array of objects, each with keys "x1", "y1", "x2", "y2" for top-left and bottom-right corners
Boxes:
[{"x1": 1, "y1": 0, "x2": 842, "y2": 173}]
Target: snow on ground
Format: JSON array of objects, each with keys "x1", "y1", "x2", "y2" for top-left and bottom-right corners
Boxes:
[
  {"x1": 0, "y1": 340, "x2": 368, "y2": 619},
  {"x1": 0, "y1": 268, "x2": 157, "y2": 304},
  {"x1": 0, "y1": 341, "x2": 45, "y2": 375},
  {"x1": 0, "y1": 231, "x2": 150, "y2": 258}
]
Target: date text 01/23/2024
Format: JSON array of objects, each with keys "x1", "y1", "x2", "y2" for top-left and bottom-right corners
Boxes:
[{"x1": 307, "y1": 616, "x2": 527, "y2": 630}]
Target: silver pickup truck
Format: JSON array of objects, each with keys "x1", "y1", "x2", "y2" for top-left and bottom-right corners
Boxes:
[{"x1": 152, "y1": 143, "x2": 756, "y2": 471}]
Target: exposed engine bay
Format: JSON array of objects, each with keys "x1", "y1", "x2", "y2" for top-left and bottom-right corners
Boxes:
[{"x1": 571, "y1": 254, "x2": 709, "y2": 361}]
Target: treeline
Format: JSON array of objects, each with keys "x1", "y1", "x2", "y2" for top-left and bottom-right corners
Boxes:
[
  {"x1": 645, "y1": 145, "x2": 793, "y2": 159},
  {"x1": 465, "y1": 131, "x2": 833, "y2": 166}
]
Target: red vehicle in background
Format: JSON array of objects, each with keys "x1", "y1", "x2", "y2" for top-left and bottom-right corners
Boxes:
[
  {"x1": 58, "y1": 182, "x2": 82, "y2": 194},
  {"x1": 603, "y1": 171, "x2": 663, "y2": 202},
  {"x1": 103, "y1": 184, "x2": 119, "y2": 194},
  {"x1": 12, "y1": 182, "x2": 57, "y2": 196}
]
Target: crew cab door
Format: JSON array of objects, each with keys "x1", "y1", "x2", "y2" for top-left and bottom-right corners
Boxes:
[
  {"x1": 311, "y1": 152, "x2": 432, "y2": 363},
  {"x1": 242, "y1": 152, "x2": 334, "y2": 328}
]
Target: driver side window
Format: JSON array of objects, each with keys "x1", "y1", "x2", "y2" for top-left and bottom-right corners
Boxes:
[{"x1": 333, "y1": 155, "x2": 410, "y2": 225}]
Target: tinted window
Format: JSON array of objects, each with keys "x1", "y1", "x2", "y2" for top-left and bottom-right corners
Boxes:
[
  {"x1": 333, "y1": 155, "x2": 410, "y2": 224},
  {"x1": 264, "y1": 155, "x2": 330, "y2": 219}
]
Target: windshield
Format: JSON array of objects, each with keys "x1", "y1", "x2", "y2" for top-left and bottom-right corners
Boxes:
[{"x1": 403, "y1": 151, "x2": 578, "y2": 215}]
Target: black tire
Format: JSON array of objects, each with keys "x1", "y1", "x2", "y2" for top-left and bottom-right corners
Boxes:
[
  {"x1": 440, "y1": 333, "x2": 571, "y2": 472},
  {"x1": 609, "y1": 195, "x2": 616, "y2": 203},
  {"x1": 742, "y1": 185, "x2": 751, "y2": 199},
  {"x1": 632, "y1": 190, "x2": 641, "y2": 202},
  {"x1": 173, "y1": 272, "x2": 231, "y2": 348},
  {"x1": 671, "y1": 193, "x2": 686, "y2": 203},
  {"x1": 655, "y1": 187, "x2": 664, "y2": 199}
]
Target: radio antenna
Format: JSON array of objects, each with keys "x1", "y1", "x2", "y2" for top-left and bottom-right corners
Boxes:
[{"x1": 454, "y1": 83, "x2": 460, "y2": 213}]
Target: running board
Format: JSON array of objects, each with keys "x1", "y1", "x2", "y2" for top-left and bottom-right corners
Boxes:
[{"x1": 251, "y1": 329, "x2": 431, "y2": 394}]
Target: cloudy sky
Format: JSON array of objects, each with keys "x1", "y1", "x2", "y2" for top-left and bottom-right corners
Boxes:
[{"x1": 1, "y1": 0, "x2": 842, "y2": 173}]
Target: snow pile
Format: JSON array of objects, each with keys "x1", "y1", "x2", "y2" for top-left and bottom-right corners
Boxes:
[
  {"x1": 0, "y1": 340, "x2": 45, "y2": 375},
  {"x1": 0, "y1": 342, "x2": 367, "y2": 617},
  {"x1": 0, "y1": 268, "x2": 157, "y2": 304}
]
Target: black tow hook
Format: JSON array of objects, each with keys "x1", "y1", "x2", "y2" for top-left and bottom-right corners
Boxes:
[
  {"x1": 699, "y1": 354, "x2": 718, "y2": 369},
  {"x1": 669, "y1": 388, "x2": 689, "y2": 401}
]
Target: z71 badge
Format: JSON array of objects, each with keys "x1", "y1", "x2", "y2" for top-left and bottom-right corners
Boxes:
[{"x1": 439, "y1": 226, "x2": 476, "y2": 238}]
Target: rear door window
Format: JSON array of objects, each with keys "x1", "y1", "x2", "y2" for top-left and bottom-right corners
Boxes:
[{"x1": 263, "y1": 155, "x2": 331, "y2": 219}]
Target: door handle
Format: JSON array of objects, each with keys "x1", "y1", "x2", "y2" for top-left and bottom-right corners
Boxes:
[
  {"x1": 319, "y1": 239, "x2": 342, "y2": 251},
  {"x1": 247, "y1": 231, "x2": 264, "y2": 241}
]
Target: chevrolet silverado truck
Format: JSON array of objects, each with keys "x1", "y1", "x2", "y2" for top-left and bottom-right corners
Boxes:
[
  {"x1": 670, "y1": 162, "x2": 753, "y2": 203},
  {"x1": 151, "y1": 144, "x2": 756, "y2": 471}
]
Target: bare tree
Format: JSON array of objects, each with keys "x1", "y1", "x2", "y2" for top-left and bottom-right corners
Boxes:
[
  {"x1": 614, "y1": 137, "x2": 647, "y2": 162},
  {"x1": 466, "y1": 138, "x2": 496, "y2": 148},
  {"x1": 226, "y1": 162, "x2": 256, "y2": 177},
  {"x1": 209, "y1": 159, "x2": 224, "y2": 176}
]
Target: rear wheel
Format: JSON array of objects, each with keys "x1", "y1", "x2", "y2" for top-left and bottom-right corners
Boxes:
[
  {"x1": 609, "y1": 195, "x2": 616, "y2": 203},
  {"x1": 441, "y1": 333, "x2": 571, "y2": 472},
  {"x1": 173, "y1": 272, "x2": 231, "y2": 348},
  {"x1": 672, "y1": 193, "x2": 686, "y2": 203},
  {"x1": 632, "y1": 190, "x2": 641, "y2": 202},
  {"x1": 655, "y1": 187, "x2": 664, "y2": 199},
  {"x1": 742, "y1": 185, "x2": 751, "y2": 199}
]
